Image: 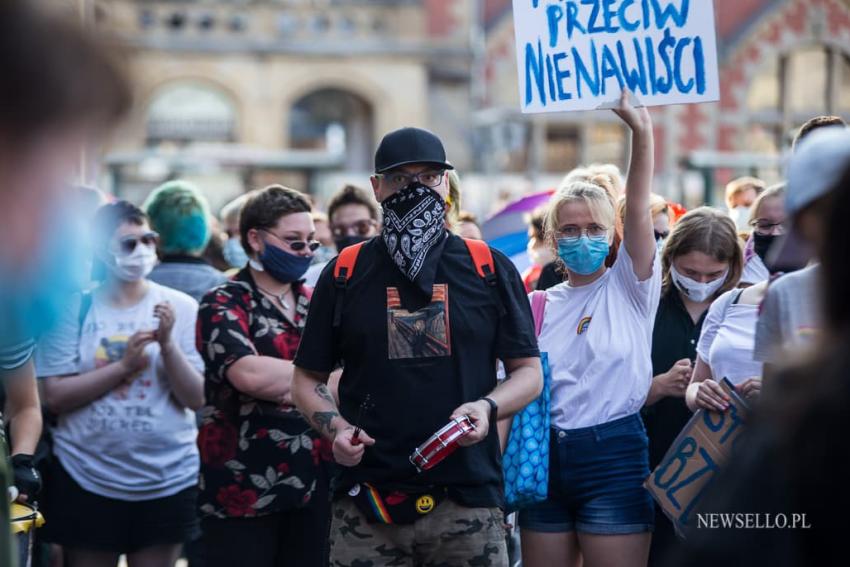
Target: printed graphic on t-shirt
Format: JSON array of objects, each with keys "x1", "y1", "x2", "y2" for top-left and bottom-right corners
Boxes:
[
  {"x1": 387, "y1": 284, "x2": 451, "y2": 359},
  {"x1": 95, "y1": 335, "x2": 152, "y2": 401},
  {"x1": 577, "y1": 316, "x2": 592, "y2": 335}
]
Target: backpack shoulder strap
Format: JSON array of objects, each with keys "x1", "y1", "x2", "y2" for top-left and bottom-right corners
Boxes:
[
  {"x1": 463, "y1": 238, "x2": 506, "y2": 317},
  {"x1": 462, "y1": 238, "x2": 496, "y2": 287},
  {"x1": 530, "y1": 290, "x2": 547, "y2": 337},
  {"x1": 332, "y1": 242, "x2": 366, "y2": 328}
]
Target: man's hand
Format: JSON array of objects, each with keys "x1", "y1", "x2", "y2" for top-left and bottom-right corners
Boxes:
[
  {"x1": 451, "y1": 400, "x2": 489, "y2": 447},
  {"x1": 11, "y1": 454, "x2": 41, "y2": 503},
  {"x1": 656, "y1": 359, "x2": 692, "y2": 398},
  {"x1": 332, "y1": 425, "x2": 375, "y2": 467}
]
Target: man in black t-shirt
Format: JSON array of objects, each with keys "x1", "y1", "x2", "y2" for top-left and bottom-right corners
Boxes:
[{"x1": 292, "y1": 127, "x2": 541, "y2": 567}]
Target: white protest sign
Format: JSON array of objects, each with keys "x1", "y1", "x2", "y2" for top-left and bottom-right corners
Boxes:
[{"x1": 512, "y1": 0, "x2": 720, "y2": 112}]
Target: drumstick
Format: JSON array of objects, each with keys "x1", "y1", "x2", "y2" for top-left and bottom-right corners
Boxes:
[{"x1": 351, "y1": 394, "x2": 372, "y2": 446}]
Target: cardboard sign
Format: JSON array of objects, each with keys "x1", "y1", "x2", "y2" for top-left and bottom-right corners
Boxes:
[
  {"x1": 645, "y1": 378, "x2": 749, "y2": 536},
  {"x1": 511, "y1": 0, "x2": 720, "y2": 112}
]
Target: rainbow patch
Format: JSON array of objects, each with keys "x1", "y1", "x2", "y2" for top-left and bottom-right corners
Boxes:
[
  {"x1": 796, "y1": 326, "x2": 819, "y2": 339},
  {"x1": 577, "y1": 316, "x2": 592, "y2": 335},
  {"x1": 366, "y1": 484, "x2": 393, "y2": 524}
]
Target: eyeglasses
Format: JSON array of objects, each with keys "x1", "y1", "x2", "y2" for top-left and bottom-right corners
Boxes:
[
  {"x1": 378, "y1": 169, "x2": 445, "y2": 191},
  {"x1": 332, "y1": 219, "x2": 377, "y2": 238},
  {"x1": 116, "y1": 232, "x2": 159, "y2": 256},
  {"x1": 750, "y1": 219, "x2": 785, "y2": 236},
  {"x1": 261, "y1": 229, "x2": 321, "y2": 252},
  {"x1": 556, "y1": 225, "x2": 609, "y2": 241}
]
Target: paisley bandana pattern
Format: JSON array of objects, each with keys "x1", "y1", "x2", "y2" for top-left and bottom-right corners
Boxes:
[{"x1": 381, "y1": 183, "x2": 447, "y2": 291}]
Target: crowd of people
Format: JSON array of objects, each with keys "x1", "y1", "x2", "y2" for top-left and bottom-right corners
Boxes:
[{"x1": 2, "y1": 2, "x2": 850, "y2": 567}]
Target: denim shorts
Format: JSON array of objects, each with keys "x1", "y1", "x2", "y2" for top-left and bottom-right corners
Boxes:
[{"x1": 518, "y1": 413, "x2": 655, "y2": 535}]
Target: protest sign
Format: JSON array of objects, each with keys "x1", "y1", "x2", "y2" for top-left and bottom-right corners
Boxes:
[
  {"x1": 645, "y1": 378, "x2": 749, "y2": 536},
  {"x1": 512, "y1": 0, "x2": 720, "y2": 112}
]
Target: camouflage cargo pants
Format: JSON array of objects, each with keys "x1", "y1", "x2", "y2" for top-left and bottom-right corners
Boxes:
[{"x1": 329, "y1": 497, "x2": 508, "y2": 567}]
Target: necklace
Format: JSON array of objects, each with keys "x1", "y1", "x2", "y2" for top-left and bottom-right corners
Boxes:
[{"x1": 257, "y1": 284, "x2": 292, "y2": 310}]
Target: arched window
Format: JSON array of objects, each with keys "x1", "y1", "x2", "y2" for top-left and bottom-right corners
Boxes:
[
  {"x1": 147, "y1": 82, "x2": 237, "y2": 144},
  {"x1": 289, "y1": 88, "x2": 374, "y2": 170}
]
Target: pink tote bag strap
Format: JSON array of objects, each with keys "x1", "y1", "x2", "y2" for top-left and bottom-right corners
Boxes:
[{"x1": 530, "y1": 290, "x2": 547, "y2": 337}]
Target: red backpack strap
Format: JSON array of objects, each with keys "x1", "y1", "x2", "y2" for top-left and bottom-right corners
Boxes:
[
  {"x1": 333, "y1": 242, "x2": 365, "y2": 284},
  {"x1": 463, "y1": 238, "x2": 506, "y2": 317},
  {"x1": 332, "y1": 242, "x2": 365, "y2": 327},
  {"x1": 462, "y1": 238, "x2": 496, "y2": 287}
]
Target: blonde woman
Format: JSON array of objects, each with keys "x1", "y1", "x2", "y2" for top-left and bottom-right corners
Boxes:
[{"x1": 519, "y1": 91, "x2": 658, "y2": 567}]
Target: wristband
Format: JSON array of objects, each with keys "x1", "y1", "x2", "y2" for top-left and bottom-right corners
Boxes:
[{"x1": 479, "y1": 397, "x2": 498, "y2": 424}]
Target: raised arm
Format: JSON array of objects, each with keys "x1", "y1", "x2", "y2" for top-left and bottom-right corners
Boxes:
[{"x1": 614, "y1": 90, "x2": 656, "y2": 280}]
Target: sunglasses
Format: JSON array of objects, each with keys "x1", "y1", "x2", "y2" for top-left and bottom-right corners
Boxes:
[
  {"x1": 117, "y1": 232, "x2": 159, "y2": 256},
  {"x1": 261, "y1": 229, "x2": 321, "y2": 252}
]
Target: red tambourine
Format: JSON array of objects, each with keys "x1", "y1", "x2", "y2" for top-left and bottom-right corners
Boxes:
[{"x1": 409, "y1": 415, "x2": 476, "y2": 473}]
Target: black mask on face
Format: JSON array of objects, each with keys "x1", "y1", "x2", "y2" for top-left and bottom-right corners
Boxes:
[
  {"x1": 334, "y1": 235, "x2": 369, "y2": 253},
  {"x1": 752, "y1": 232, "x2": 776, "y2": 261},
  {"x1": 381, "y1": 182, "x2": 447, "y2": 296}
]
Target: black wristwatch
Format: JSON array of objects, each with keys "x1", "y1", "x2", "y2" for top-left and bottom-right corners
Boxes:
[{"x1": 480, "y1": 397, "x2": 498, "y2": 424}]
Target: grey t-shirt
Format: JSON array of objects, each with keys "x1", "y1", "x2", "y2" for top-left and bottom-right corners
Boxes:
[
  {"x1": 36, "y1": 282, "x2": 203, "y2": 500},
  {"x1": 753, "y1": 264, "x2": 821, "y2": 364}
]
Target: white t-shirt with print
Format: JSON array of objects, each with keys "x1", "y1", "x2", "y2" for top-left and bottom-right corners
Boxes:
[
  {"x1": 37, "y1": 282, "x2": 203, "y2": 501},
  {"x1": 538, "y1": 244, "x2": 661, "y2": 430},
  {"x1": 696, "y1": 289, "x2": 762, "y2": 385}
]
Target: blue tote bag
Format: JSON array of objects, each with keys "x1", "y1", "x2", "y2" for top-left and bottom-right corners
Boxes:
[{"x1": 503, "y1": 291, "x2": 551, "y2": 512}]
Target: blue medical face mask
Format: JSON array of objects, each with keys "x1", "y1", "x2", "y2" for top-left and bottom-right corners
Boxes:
[
  {"x1": 557, "y1": 235, "x2": 610, "y2": 276},
  {"x1": 256, "y1": 240, "x2": 312, "y2": 284},
  {"x1": 223, "y1": 236, "x2": 248, "y2": 269}
]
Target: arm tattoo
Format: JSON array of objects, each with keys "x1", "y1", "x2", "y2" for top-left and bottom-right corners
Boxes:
[
  {"x1": 313, "y1": 410, "x2": 339, "y2": 436},
  {"x1": 315, "y1": 383, "x2": 335, "y2": 405}
]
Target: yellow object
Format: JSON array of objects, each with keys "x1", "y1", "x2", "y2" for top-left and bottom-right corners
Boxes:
[
  {"x1": 415, "y1": 495, "x2": 435, "y2": 514},
  {"x1": 10, "y1": 503, "x2": 44, "y2": 534}
]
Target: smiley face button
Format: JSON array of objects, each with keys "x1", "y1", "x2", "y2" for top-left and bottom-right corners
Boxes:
[{"x1": 416, "y1": 494, "x2": 435, "y2": 514}]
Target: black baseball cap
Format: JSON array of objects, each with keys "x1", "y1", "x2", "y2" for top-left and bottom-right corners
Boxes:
[{"x1": 374, "y1": 127, "x2": 454, "y2": 174}]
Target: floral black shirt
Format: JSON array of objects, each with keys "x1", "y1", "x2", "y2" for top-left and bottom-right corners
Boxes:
[{"x1": 196, "y1": 269, "x2": 331, "y2": 519}]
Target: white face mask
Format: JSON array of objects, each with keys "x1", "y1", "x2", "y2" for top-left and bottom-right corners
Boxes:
[
  {"x1": 527, "y1": 243, "x2": 555, "y2": 267},
  {"x1": 112, "y1": 244, "x2": 157, "y2": 282},
  {"x1": 670, "y1": 264, "x2": 728, "y2": 303}
]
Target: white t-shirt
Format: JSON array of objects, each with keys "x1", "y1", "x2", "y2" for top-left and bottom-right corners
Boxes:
[
  {"x1": 538, "y1": 244, "x2": 661, "y2": 430},
  {"x1": 696, "y1": 289, "x2": 762, "y2": 385},
  {"x1": 740, "y1": 254, "x2": 769, "y2": 286},
  {"x1": 304, "y1": 260, "x2": 329, "y2": 288},
  {"x1": 36, "y1": 282, "x2": 203, "y2": 501}
]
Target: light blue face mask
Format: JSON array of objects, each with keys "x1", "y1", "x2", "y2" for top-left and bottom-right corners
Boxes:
[
  {"x1": 223, "y1": 237, "x2": 249, "y2": 269},
  {"x1": 557, "y1": 235, "x2": 610, "y2": 276}
]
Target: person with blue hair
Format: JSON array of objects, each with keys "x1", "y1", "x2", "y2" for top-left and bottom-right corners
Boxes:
[{"x1": 144, "y1": 180, "x2": 227, "y2": 301}]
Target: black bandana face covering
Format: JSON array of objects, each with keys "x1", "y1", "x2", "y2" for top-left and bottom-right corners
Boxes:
[{"x1": 381, "y1": 183, "x2": 447, "y2": 295}]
